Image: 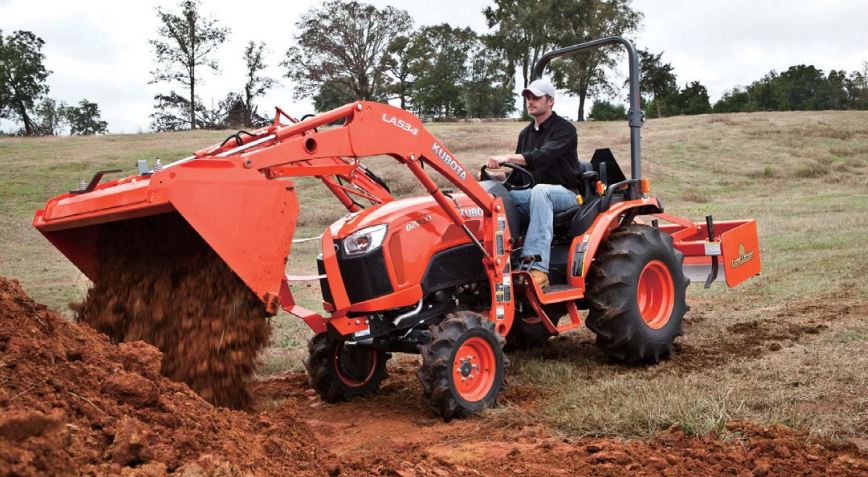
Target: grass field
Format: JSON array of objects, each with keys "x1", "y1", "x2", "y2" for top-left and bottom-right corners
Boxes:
[{"x1": 1, "y1": 110, "x2": 866, "y2": 442}]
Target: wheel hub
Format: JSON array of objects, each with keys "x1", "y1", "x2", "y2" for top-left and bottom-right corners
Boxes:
[
  {"x1": 636, "y1": 260, "x2": 675, "y2": 329},
  {"x1": 458, "y1": 357, "x2": 479, "y2": 379},
  {"x1": 453, "y1": 337, "x2": 496, "y2": 402},
  {"x1": 334, "y1": 343, "x2": 378, "y2": 387}
]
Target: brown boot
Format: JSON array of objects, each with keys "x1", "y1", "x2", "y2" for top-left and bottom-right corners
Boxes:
[{"x1": 529, "y1": 269, "x2": 549, "y2": 289}]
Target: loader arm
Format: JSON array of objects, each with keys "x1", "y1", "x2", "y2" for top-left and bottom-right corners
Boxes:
[
  {"x1": 229, "y1": 101, "x2": 515, "y2": 331},
  {"x1": 34, "y1": 101, "x2": 515, "y2": 330}
]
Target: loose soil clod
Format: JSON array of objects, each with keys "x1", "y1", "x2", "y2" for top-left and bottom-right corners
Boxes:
[{"x1": 71, "y1": 214, "x2": 271, "y2": 409}]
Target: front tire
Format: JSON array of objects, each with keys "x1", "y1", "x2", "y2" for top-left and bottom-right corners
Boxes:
[
  {"x1": 417, "y1": 311, "x2": 508, "y2": 420},
  {"x1": 586, "y1": 224, "x2": 688, "y2": 364},
  {"x1": 305, "y1": 333, "x2": 389, "y2": 403}
]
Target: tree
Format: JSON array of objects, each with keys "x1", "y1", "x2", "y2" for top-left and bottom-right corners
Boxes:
[
  {"x1": 589, "y1": 99, "x2": 625, "y2": 120},
  {"x1": 408, "y1": 24, "x2": 476, "y2": 119},
  {"x1": 149, "y1": 0, "x2": 229, "y2": 130},
  {"x1": 844, "y1": 63, "x2": 868, "y2": 109},
  {"x1": 463, "y1": 37, "x2": 515, "y2": 118},
  {"x1": 213, "y1": 92, "x2": 245, "y2": 128},
  {"x1": 822, "y1": 69, "x2": 849, "y2": 110},
  {"x1": 484, "y1": 0, "x2": 559, "y2": 117},
  {"x1": 549, "y1": 0, "x2": 642, "y2": 121},
  {"x1": 777, "y1": 65, "x2": 828, "y2": 110},
  {"x1": 34, "y1": 97, "x2": 66, "y2": 135},
  {"x1": 637, "y1": 49, "x2": 677, "y2": 118},
  {"x1": 745, "y1": 71, "x2": 782, "y2": 111},
  {"x1": 715, "y1": 64, "x2": 868, "y2": 113},
  {"x1": 283, "y1": 0, "x2": 412, "y2": 110},
  {"x1": 384, "y1": 35, "x2": 417, "y2": 110},
  {"x1": 646, "y1": 80, "x2": 710, "y2": 117},
  {"x1": 0, "y1": 30, "x2": 51, "y2": 135},
  {"x1": 312, "y1": 80, "x2": 357, "y2": 112},
  {"x1": 150, "y1": 92, "x2": 206, "y2": 132},
  {"x1": 64, "y1": 99, "x2": 108, "y2": 135},
  {"x1": 672, "y1": 81, "x2": 711, "y2": 115},
  {"x1": 240, "y1": 41, "x2": 275, "y2": 127},
  {"x1": 713, "y1": 87, "x2": 752, "y2": 113}
]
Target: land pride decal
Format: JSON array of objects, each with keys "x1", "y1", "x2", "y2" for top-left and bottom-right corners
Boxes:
[
  {"x1": 431, "y1": 142, "x2": 467, "y2": 180},
  {"x1": 731, "y1": 243, "x2": 755, "y2": 269}
]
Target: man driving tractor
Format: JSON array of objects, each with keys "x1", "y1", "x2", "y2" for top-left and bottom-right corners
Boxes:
[{"x1": 485, "y1": 78, "x2": 581, "y2": 289}]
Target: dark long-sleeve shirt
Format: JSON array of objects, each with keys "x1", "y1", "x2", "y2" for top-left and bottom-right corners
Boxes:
[{"x1": 513, "y1": 112, "x2": 580, "y2": 190}]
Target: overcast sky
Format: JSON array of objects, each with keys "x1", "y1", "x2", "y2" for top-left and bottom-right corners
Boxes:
[{"x1": 1, "y1": 0, "x2": 866, "y2": 133}]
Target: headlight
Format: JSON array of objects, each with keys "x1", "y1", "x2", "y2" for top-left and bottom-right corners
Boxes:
[{"x1": 343, "y1": 224, "x2": 388, "y2": 257}]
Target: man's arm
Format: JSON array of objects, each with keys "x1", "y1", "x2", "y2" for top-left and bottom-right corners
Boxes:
[
  {"x1": 485, "y1": 153, "x2": 526, "y2": 169},
  {"x1": 486, "y1": 127, "x2": 528, "y2": 170}
]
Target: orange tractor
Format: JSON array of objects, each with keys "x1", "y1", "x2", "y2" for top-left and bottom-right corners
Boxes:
[{"x1": 34, "y1": 38, "x2": 760, "y2": 419}]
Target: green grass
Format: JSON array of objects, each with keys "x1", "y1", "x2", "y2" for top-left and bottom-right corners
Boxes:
[{"x1": 1, "y1": 110, "x2": 867, "y2": 440}]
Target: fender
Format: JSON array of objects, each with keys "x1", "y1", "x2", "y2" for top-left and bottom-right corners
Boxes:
[{"x1": 566, "y1": 197, "x2": 663, "y2": 288}]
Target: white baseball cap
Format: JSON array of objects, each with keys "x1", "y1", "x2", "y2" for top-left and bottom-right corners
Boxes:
[{"x1": 522, "y1": 79, "x2": 556, "y2": 99}]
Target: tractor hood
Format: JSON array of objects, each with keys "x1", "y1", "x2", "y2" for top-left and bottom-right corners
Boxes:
[{"x1": 329, "y1": 194, "x2": 482, "y2": 241}]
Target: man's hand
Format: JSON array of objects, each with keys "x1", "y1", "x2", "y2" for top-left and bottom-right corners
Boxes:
[
  {"x1": 478, "y1": 169, "x2": 507, "y2": 181},
  {"x1": 485, "y1": 155, "x2": 510, "y2": 169},
  {"x1": 485, "y1": 153, "x2": 527, "y2": 169}
]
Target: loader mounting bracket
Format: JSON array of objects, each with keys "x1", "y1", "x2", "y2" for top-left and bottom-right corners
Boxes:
[{"x1": 70, "y1": 169, "x2": 123, "y2": 194}]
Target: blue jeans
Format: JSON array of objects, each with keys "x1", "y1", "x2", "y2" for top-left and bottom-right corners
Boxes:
[{"x1": 510, "y1": 184, "x2": 578, "y2": 273}]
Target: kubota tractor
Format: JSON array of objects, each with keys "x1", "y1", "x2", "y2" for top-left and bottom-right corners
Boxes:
[{"x1": 34, "y1": 37, "x2": 761, "y2": 419}]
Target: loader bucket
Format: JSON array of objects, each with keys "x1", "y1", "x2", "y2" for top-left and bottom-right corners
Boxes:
[{"x1": 33, "y1": 159, "x2": 300, "y2": 313}]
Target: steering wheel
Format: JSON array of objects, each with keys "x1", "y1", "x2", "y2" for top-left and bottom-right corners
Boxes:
[{"x1": 479, "y1": 163, "x2": 536, "y2": 191}]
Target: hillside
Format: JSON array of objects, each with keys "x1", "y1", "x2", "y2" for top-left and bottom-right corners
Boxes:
[{"x1": 1, "y1": 110, "x2": 866, "y2": 449}]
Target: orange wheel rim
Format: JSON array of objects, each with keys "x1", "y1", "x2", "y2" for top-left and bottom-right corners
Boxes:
[
  {"x1": 334, "y1": 343, "x2": 378, "y2": 388},
  {"x1": 453, "y1": 337, "x2": 496, "y2": 402},
  {"x1": 636, "y1": 260, "x2": 675, "y2": 329}
]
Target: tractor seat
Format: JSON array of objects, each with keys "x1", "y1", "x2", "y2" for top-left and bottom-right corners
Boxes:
[
  {"x1": 552, "y1": 160, "x2": 595, "y2": 235},
  {"x1": 553, "y1": 205, "x2": 580, "y2": 229}
]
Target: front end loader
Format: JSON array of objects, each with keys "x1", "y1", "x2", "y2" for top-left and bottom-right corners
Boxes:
[{"x1": 34, "y1": 37, "x2": 761, "y2": 419}]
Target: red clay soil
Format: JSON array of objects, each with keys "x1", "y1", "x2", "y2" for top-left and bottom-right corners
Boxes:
[
  {"x1": 254, "y1": 362, "x2": 868, "y2": 477},
  {"x1": 2, "y1": 276, "x2": 867, "y2": 476},
  {"x1": 71, "y1": 214, "x2": 271, "y2": 409},
  {"x1": 0, "y1": 277, "x2": 334, "y2": 476}
]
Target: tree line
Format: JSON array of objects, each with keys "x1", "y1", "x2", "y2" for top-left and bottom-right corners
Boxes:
[
  {"x1": 146, "y1": 0, "x2": 644, "y2": 129},
  {"x1": 2, "y1": 0, "x2": 867, "y2": 135},
  {"x1": 0, "y1": 30, "x2": 107, "y2": 135},
  {"x1": 590, "y1": 51, "x2": 868, "y2": 120},
  {"x1": 285, "y1": 0, "x2": 642, "y2": 122}
]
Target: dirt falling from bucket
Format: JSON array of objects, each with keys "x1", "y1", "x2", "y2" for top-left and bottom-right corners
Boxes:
[{"x1": 72, "y1": 213, "x2": 271, "y2": 409}]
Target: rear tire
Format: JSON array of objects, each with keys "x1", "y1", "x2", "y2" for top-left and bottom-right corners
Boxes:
[
  {"x1": 417, "y1": 311, "x2": 508, "y2": 420},
  {"x1": 305, "y1": 333, "x2": 389, "y2": 403},
  {"x1": 586, "y1": 224, "x2": 688, "y2": 364}
]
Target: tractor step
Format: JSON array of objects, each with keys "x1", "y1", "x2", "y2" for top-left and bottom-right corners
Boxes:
[
  {"x1": 543, "y1": 284, "x2": 573, "y2": 294},
  {"x1": 538, "y1": 284, "x2": 583, "y2": 304},
  {"x1": 516, "y1": 271, "x2": 585, "y2": 305}
]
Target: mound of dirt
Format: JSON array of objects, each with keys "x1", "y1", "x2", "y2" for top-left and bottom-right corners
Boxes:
[
  {"x1": 71, "y1": 214, "x2": 271, "y2": 409},
  {"x1": 0, "y1": 276, "x2": 335, "y2": 476}
]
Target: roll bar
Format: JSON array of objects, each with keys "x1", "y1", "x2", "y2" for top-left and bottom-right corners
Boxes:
[{"x1": 532, "y1": 36, "x2": 644, "y2": 181}]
